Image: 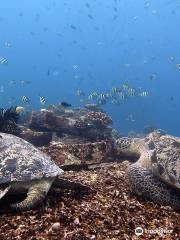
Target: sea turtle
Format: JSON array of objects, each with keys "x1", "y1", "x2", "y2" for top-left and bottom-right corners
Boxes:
[
  {"x1": 0, "y1": 132, "x2": 89, "y2": 212},
  {"x1": 115, "y1": 130, "x2": 180, "y2": 209}
]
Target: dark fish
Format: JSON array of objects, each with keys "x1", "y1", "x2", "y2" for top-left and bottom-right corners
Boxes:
[
  {"x1": 18, "y1": 12, "x2": 23, "y2": 17},
  {"x1": 70, "y1": 24, "x2": 77, "y2": 30},
  {"x1": 85, "y1": 2, "x2": 90, "y2": 8},
  {"x1": 170, "y1": 96, "x2": 174, "y2": 101},
  {"x1": 60, "y1": 102, "x2": 72, "y2": 107},
  {"x1": 47, "y1": 69, "x2": 50, "y2": 76},
  {"x1": 94, "y1": 26, "x2": 100, "y2": 31},
  {"x1": 88, "y1": 14, "x2": 94, "y2": 20}
]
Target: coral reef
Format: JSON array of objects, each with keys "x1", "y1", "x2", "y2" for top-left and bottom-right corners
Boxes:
[
  {"x1": 20, "y1": 107, "x2": 117, "y2": 167},
  {"x1": 83, "y1": 111, "x2": 113, "y2": 128}
]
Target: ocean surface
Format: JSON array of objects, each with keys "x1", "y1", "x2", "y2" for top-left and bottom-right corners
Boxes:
[{"x1": 0, "y1": 0, "x2": 180, "y2": 136}]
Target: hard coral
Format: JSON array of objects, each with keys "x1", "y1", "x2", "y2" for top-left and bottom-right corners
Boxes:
[
  {"x1": 84, "y1": 111, "x2": 112, "y2": 127},
  {"x1": 73, "y1": 119, "x2": 90, "y2": 130}
]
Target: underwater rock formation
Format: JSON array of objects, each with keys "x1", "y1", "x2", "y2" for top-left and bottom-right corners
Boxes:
[
  {"x1": 29, "y1": 108, "x2": 113, "y2": 140},
  {"x1": 16, "y1": 106, "x2": 120, "y2": 167},
  {"x1": 41, "y1": 139, "x2": 115, "y2": 166},
  {"x1": 2, "y1": 106, "x2": 132, "y2": 168},
  {"x1": 19, "y1": 128, "x2": 52, "y2": 146}
]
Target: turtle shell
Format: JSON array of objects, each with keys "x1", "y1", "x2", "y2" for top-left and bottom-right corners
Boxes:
[
  {"x1": 146, "y1": 131, "x2": 180, "y2": 190},
  {"x1": 0, "y1": 133, "x2": 63, "y2": 184}
]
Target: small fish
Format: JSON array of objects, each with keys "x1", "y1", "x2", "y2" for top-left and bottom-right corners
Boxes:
[
  {"x1": 53, "y1": 71, "x2": 59, "y2": 76},
  {"x1": 123, "y1": 63, "x2": 130, "y2": 68},
  {"x1": 79, "y1": 99, "x2": 85, "y2": 103},
  {"x1": 76, "y1": 90, "x2": 86, "y2": 96},
  {"x1": 47, "y1": 69, "x2": 50, "y2": 76},
  {"x1": 94, "y1": 26, "x2": 100, "y2": 31},
  {"x1": 0, "y1": 85, "x2": 4, "y2": 93},
  {"x1": 20, "y1": 80, "x2": 31, "y2": 86},
  {"x1": 0, "y1": 56, "x2": 8, "y2": 65},
  {"x1": 126, "y1": 114, "x2": 135, "y2": 122},
  {"x1": 88, "y1": 92, "x2": 99, "y2": 100},
  {"x1": 18, "y1": 12, "x2": 24, "y2": 17},
  {"x1": 88, "y1": 14, "x2": 94, "y2": 20},
  {"x1": 152, "y1": 9, "x2": 157, "y2": 15},
  {"x1": 139, "y1": 91, "x2": 149, "y2": 97},
  {"x1": 97, "y1": 99, "x2": 107, "y2": 105},
  {"x1": 122, "y1": 83, "x2": 130, "y2": 90},
  {"x1": 98, "y1": 93, "x2": 107, "y2": 101},
  {"x1": 4, "y1": 42, "x2": 12, "y2": 48},
  {"x1": 73, "y1": 65, "x2": 79, "y2": 70},
  {"x1": 105, "y1": 93, "x2": 112, "y2": 99},
  {"x1": 74, "y1": 75, "x2": 79, "y2": 79},
  {"x1": 8, "y1": 80, "x2": 16, "y2": 87},
  {"x1": 169, "y1": 56, "x2": 175, "y2": 62},
  {"x1": 39, "y1": 96, "x2": 46, "y2": 105},
  {"x1": 21, "y1": 96, "x2": 30, "y2": 104},
  {"x1": 84, "y1": 103, "x2": 101, "y2": 111},
  {"x1": 111, "y1": 87, "x2": 122, "y2": 94},
  {"x1": 127, "y1": 88, "x2": 137, "y2": 97},
  {"x1": 85, "y1": 2, "x2": 90, "y2": 8},
  {"x1": 170, "y1": 96, "x2": 174, "y2": 101},
  {"x1": 117, "y1": 92, "x2": 126, "y2": 100},
  {"x1": 60, "y1": 101, "x2": 71, "y2": 107},
  {"x1": 111, "y1": 99, "x2": 121, "y2": 106},
  {"x1": 70, "y1": 24, "x2": 77, "y2": 30},
  {"x1": 176, "y1": 63, "x2": 180, "y2": 69},
  {"x1": 149, "y1": 73, "x2": 157, "y2": 81}
]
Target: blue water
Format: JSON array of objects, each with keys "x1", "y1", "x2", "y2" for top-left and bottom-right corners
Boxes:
[{"x1": 0, "y1": 0, "x2": 180, "y2": 136}]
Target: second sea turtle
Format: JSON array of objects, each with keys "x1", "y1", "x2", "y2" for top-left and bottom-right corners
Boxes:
[{"x1": 115, "y1": 130, "x2": 180, "y2": 208}]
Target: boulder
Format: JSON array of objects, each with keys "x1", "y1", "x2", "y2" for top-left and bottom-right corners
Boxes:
[{"x1": 19, "y1": 128, "x2": 52, "y2": 146}]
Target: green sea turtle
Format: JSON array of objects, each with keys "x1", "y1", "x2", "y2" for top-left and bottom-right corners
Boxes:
[
  {"x1": 0, "y1": 132, "x2": 89, "y2": 212},
  {"x1": 115, "y1": 130, "x2": 180, "y2": 208}
]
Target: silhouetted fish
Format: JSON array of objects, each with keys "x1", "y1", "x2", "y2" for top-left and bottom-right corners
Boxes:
[{"x1": 60, "y1": 102, "x2": 72, "y2": 107}]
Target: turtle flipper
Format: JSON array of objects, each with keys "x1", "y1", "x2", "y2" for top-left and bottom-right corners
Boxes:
[
  {"x1": 10, "y1": 179, "x2": 53, "y2": 212},
  {"x1": 54, "y1": 177, "x2": 92, "y2": 192},
  {"x1": 0, "y1": 186, "x2": 11, "y2": 200},
  {"x1": 127, "y1": 163, "x2": 180, "y2": 209}
]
